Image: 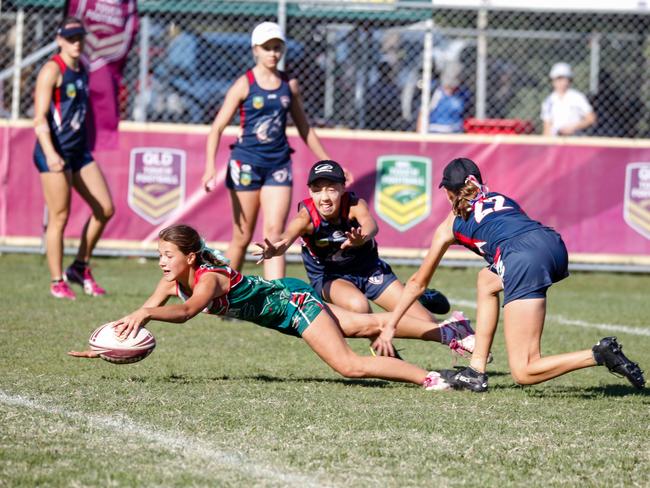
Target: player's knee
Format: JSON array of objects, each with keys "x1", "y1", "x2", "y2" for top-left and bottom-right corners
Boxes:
[
  {"x1": 49, "y1": 209, "x2": 69, "y2": 228},
  {"x1": 230, "y1": 230, "x2": 253, "y2": 247},
  {"x1": 344, "y1": 296, "x2": 372, "y2": 314},
  {"x1": 332, "y1": 356, "x2": 366, "y2": 378},
  {"x1": 510, "y1": 367, "x2": 534, "y2": 385},
  {"x1": 96, "y1": 203, "x2": 114, "y2": 222}
]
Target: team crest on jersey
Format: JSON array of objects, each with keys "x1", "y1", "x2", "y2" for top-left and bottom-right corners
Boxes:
[
  {"x1": 280, "y1": 95, "x2": 290, "y2": 108},
  {"x1": 374, "y1": 155, "x2": 431, "y2": 231},
  {"x1": 128, "y1": 148, "x2": 186, "y2": 225},
  {"x1": 623, "y1": 162, "x2": 650, "y2": 239},
  {"x1": 252, "y1": 96, "x2": 264, "y2": 109},
  {"x1": 272, "y1": 167, "x2": 290, "y2": 183},
  {"x1": 66, "y1": 83, "x2": 77, "y2": 98}
]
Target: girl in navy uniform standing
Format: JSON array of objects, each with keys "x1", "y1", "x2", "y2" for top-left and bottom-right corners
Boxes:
[
  {"x1": 202, "y1": 21, "x2": 334, "y2": 280},
  {"x1": 380, "y1": 158, "x2": 644, "y2": 391},
  {"x1": 33, "y1": 17, "x2": 114, "y2": 300}
]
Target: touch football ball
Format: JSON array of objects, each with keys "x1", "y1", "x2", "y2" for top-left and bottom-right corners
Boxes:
[{"x1": 89, "y1": 322, "x2": 156, "y2": 364}]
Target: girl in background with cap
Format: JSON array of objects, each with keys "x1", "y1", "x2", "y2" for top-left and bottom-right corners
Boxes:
[
  {"x1": 69, "y1": 223, "x2": 452, "y2": 391},
  {"x1": 541, "y1": 62, "x2": 596, "y2": 136},
  {"x1": 378, "y1": 158, "x2": 644, "y2": 392},
  {"x1": 33, "y1": 16, "x2": 114, "y2": 300},
  {"x1": 202, "y1": 21, "x2": 334, "y2": 281},
  {"x1": 254, "y1": 160, "x2": 478, "y2": 360}
]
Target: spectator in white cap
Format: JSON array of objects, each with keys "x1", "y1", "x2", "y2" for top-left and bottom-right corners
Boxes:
[
  {"x1": 541, "y1": 62, "x2": 596, "y2": 136},
  {"x1": 203, "y1": 21, "x2": 342, "y2": 281}
]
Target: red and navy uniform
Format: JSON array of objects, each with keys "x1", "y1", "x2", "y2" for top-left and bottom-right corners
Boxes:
[
  {"x1": 226, "y1": 70, "x2": 293, "y2": 190},
  {"x1": 300, "y1": 192, "x2": 397, "y2": 299},
  {"x1": 33, "y1": 54, "x2": 93, "y2": 173},
  {"x1": 453, "y1": 191, "x2": 568, "y2": 305}
]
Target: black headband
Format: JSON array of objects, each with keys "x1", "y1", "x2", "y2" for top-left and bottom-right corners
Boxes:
[{"x1": 57, "y1": 25, "x2": 86, "y2": 38}]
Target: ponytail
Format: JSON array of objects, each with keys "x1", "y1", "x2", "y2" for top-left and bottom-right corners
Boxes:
[
  {"x1": 159, "y1": 224, "x2": 229, "y2": 267},
  {"x1": 451, "y1": 175, "x2": 487, "y2": 220}
]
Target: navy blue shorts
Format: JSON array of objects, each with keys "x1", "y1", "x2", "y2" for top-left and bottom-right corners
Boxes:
[
  {"x1": 308, "y1": 259, "x2": 398, "y2": 301},
  {"x1": 33, "y1": 142, "x2": 94, "y2": 173},
  {"x1": 225, "y1": 159, "x2": 292, "y2": 191},
  {"x1": 491, "y1": 228, "x2": 569, "y2": 306}
]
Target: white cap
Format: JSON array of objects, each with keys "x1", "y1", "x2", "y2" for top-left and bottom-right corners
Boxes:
[
  {"x1": 549, "y1": 62, "x2": 572, "y2": 79},
  {"x1": 251, "y1": 22, "x2": 285, "y2": 46}
]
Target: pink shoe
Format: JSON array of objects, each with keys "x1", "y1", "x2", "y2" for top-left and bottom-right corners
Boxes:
[
  {"x1": 422, "y1": 371, "x2": 452, "y2": 391},
  {"x1": 65, "y1": 265, "x2": 106, "y2": 296},
  {"x1": 50, "y1": 280, "x2": 76, "y2": 300}
]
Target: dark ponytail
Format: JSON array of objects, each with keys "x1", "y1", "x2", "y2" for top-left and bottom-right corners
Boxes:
[{"x1": 158, "y1": 224, "x2": 228, "y2": 267}]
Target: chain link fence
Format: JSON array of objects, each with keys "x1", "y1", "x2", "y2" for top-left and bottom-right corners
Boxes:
[{"x1": 2, "y1": 1, "x2": 650, "y2": 138}]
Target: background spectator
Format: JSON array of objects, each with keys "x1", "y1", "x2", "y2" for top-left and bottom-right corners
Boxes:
[
  {"x1": 417, "y1": 63, "x2": 471, "y2": 134},
  {"x1": 541, "y1": 62, "x2": 596, "y2": 136}
]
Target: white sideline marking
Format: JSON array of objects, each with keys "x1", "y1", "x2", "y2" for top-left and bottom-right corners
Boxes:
[
  {"x1": 0, "y1": 391, "x2": 325, "y2": 487},
  {"x1": 451, "y1": 299, "x2": 650, "y2": 337}
]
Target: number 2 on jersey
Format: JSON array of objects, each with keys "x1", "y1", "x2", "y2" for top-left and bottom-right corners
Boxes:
[{"x1": 473, "y1": 195, "x2": 512, "y2": 223}]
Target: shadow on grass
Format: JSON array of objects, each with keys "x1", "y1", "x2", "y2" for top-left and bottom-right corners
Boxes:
[
  {"x1": 120, "y1": 373, "x2": 395, "y2": 388},
  {"x1": 520, "y1": 384, "x2": 648, "y2": 398}
]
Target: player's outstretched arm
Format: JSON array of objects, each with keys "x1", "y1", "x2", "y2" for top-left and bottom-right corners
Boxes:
[
  {"x1": 372, "y1": 212, "x2": 456, "y2": 356},
  {"x1": 203, "y1": 76, "x2": 248, "y2": 191},
  {"x1": 253, "y1": 207, "x2": 311, "y2": 262},
  {"x1": 341, "y1": 198, "x2": 378, "y2": 249}
]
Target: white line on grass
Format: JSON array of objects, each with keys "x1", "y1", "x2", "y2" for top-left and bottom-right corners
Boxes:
[
  {"x1": 451, "y1": 299, "x2": 650, "y2": 337},
  {"x1": 0, "y1": 391, "x2": 327, "y2": 488}
]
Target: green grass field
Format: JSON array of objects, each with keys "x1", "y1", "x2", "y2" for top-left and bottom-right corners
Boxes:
[{"x1": 1, "y1": 254, "x2": 649, "y2": 487}]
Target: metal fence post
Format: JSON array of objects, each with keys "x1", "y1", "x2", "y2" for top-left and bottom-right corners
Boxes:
[
  {"x1": 476, "y1": 8, "x2": 488, "y2": 120},
  {"x1": 589, "y1": 32, "x2": 601, "y2": 94},
  {"x1": 11, "y1": 9, "x2": 25, "y2": 120},
  {"x1": 136, "y1": 15, "x2": 150, "y2": 123},
  {"x1": 277, "y1": 0, "x2": 287, "y2": 71},
  {"x1": 419, "y1": 18, "x2": 434, "y2": 135}
]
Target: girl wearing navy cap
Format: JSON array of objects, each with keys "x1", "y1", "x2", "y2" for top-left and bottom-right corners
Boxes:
[
  {"x1": 202, "y1": 21, "x2": 339, "y2": 281},
  {"x1": 380, "y1": 158, "x2": 644, "y2": 392},
  {"x1": 254, "y1": 160, "x2": 479, "y2": 360},
  {"x1": 33, "y1": 16, "x2": 114, "y2": 300}
]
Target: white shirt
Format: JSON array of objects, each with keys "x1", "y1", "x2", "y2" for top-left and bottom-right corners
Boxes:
[{"x1": 541, "y1": 88, "x2": 594, "y2": 135}]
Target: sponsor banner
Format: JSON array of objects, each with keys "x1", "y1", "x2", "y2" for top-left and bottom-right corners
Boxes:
[
  {"x1": 375, "y1": 155, "x2": 431, "y2": 231},
  {"x1": 624, "y1": 163, "x2": 650, "y2": 240},
  {"x1": 128, "y1": 148, "x2": 185, "y2": 225},
  {"x1": 66, "y1": 0, "x2": 138, "y2": 150},
  {"x1": 2, "y1": 124, "x2": 650, "y2": 259}
]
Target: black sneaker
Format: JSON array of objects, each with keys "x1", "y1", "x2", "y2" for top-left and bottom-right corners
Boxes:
[
  {"x1": 418, "y1": 288, "x2": 450, "y2": 315},
  {"x1": 440, "y1": 366, "x2": 488, "y2": 393},
  {"x1": 592, "y1": 337, "x2": 645, "y2": 389}
]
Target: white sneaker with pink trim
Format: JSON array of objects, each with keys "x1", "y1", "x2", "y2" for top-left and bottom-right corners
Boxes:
[{"x1": 422, "y1": 371, "x2": 452, "y2": 391}]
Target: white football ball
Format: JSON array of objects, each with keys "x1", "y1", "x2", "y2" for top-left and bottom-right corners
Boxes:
[{"x1": 89, "y1": 322, "x2": 156, "y2": 364}]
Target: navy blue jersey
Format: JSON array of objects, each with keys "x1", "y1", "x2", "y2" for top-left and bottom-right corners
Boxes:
[
  {"x1": 453, "y1": 192, "x2": 545, "y2": 265},
  {"x1": 230, "y1": 70, "x2": 292, "y2": 168},
  {"x1": 300, "y1": 192, "x2": 379, "y2": 276},
  {"x1": 44, "y1": 55, "x2": 89, "y2": 152}
]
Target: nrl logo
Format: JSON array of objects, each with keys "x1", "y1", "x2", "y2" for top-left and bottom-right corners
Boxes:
[
  {"x1": 128, "y1": 148, "x2": 186, "y2": 225},
  {"x1": 374, "y1": 155, "x2": 431, "y2": 231},
  {"x1": 623, "y1": 162, "x2": 650, "y2": 240}
]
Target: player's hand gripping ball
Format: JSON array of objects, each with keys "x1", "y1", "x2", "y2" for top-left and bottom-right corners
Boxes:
[{"x1": 88, "y1": 322, "x2": 156, "y2": 364}]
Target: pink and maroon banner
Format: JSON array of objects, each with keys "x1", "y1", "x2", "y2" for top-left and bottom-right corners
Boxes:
[
  {"x1": 65, "y1": 0, "x2": 138, "y2": 150},
  {"x1": 1, "y1": 123, "x2": 650, "y2": 259}
]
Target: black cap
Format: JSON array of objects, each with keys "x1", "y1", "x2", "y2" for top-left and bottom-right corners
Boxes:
[
  {"x1": 438, "y1": 158, "x2": 482, "y2": 191},
  {"x1": 57, "y1": 25, "x2": 86, "y2": 38},
  {"x1": 307, "y1": 160, "x2": 346, "y2": 185}
]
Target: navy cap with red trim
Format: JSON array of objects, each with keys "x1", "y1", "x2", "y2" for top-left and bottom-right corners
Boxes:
[{"x1": 57, "y1": 25, "x2": 86, "y2": 38}]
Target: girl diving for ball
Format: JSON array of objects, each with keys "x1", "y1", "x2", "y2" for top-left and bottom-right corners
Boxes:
[{"x1": 69, "y1": 224, "x2": 461, "y2": 391}]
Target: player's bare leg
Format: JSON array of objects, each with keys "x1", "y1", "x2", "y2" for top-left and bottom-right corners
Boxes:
[
  {"x1": 40, "y1": 170, "x2": 72, "y2": 280},
  {"x1": 259, "y1": 184, "x2": 291, "y2": 280},
  {"x1": 301, "y1": 309, "x2": 428, "y2": 384},
  {"x1": 227, "y1": 189, "x2": 260, "y2": 271},
  {"x1": 72, "y1": 162, "x2": 114, "y2": 262}
]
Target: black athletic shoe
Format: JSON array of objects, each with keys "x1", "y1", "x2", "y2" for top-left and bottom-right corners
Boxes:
[
  {"x1": 440, "y1": 366, "x2": 489, "y2": 393},
  {"x1": 418, "y1": 288, "x2": 451, "y2": 315},
  {"x1": 592, "y1": 337, "x2": 645, "y2": 389}
]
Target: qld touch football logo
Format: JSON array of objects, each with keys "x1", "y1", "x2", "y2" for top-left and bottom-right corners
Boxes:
[
  {"x1": 624, "y1": 163, "x2": 650, "y2": 240},
  {"x1": 374, "y1": 155, "x2": 432, "y2": 231},
  {"x1": 128, "y1": 148, "x2": 186, "y2": 225}
]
